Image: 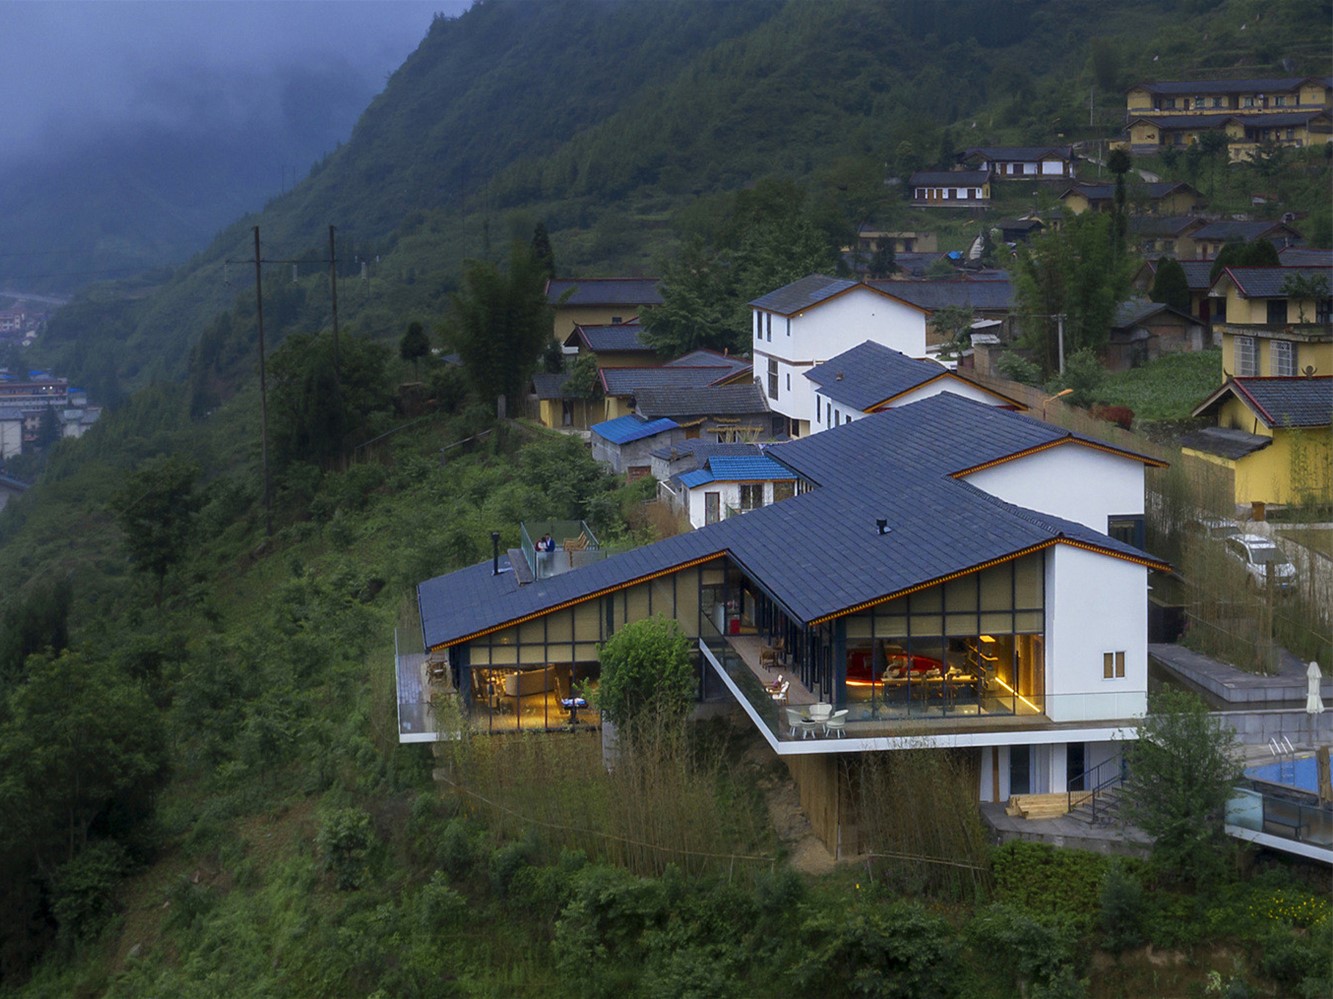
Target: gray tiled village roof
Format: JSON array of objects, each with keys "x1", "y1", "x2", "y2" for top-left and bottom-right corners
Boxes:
[
  {"x1": 531, "y1": 372, "x2": 577, "y2": 400},
  {"x1": 869, "y1": 278, "x2": 1014, "y2": 311},
  {"x1": 1280, "y1": 247, "x2": 1333, "y2": 267},
  {"x1": 1128, "y1": 215, "x2": 1202, "y2": 237},
  {"x1": 634, "y1": 383, "x2": 769, "y2": 419},
  {"x1": 1191, "y1": 220, "x2": 1299, "y2": 242},
  {"x1": 647, "y1": 440, "x2": 765, "y2": 462},
  {"x1": 909, "y1": 170, "x2": 990, "y2": 187},
  {"x1": 1179, "y1": 426, "x2": 1272, "y2": 461},
  {"x1": 600, "y1": 366, "x2": 734, "y2": 396},
  {"x1": 1132, "y1": 77, "x2": 1321, "y2": 95},
  {"x1": 963, "y1": 146, "x2": 1073, "y2": 160},
  {"x1": 1218, "y1": 265, "x2": 1333, "y2": 299},
  {"x1": 1231, "y1": 378, "x2": 1333, "y2": 428},
  {"x1": 805, "y1": 342, "x2": 948, "y2": 411},
  {"x1": 749, "y1": 274, "x2": 857, "y2": 314},
  {"x1": 1063, "y1": 181, "x2": 1198, "y2": 202},
  {"x1": 419, "y1": 395, "x2": 1166, "y2": 649},
  {"x1": 565, "y1": 323, "x2": 650, "y2": 352},
  {"x1": 545, "y1": 277, "x2": 662, "y2": 307},
  {"x1": 667, "y1": 350, "x2": 751, "y2": 379}
]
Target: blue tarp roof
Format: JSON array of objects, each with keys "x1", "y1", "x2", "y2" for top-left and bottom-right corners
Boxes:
[
  {"x1": 706, "y1": 455, "x2": 796, "y2": 481},
  {"x1": 590, "y1": 415, "x2": 679, "y2": 445}
]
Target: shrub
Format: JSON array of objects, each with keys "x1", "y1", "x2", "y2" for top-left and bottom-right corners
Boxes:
[
  {"x1": 969, "y1": 902, "x2": 1080, "y2": 994},
  {"x1": 791, "y1": 898, "x2": 960, "y2": 998},
  {"x1": 1098, "y1": 859, "x2": 1146, "y2": 953},
  {"x1": 991, "y1": 841, "x2": 1108, "y2": 932},
  {"x1": 317, "y1": 806, "x2": 377, "y2": 890},
  {"x1": 997, "y1": 351, "x2": 1042, "y2": 386},
  {"x1": 50, "y1": 839, "x2": 132, "y2": 941}
]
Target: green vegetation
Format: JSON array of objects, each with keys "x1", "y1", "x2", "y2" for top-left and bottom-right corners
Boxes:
[
  {"x1": 595, "y1": 616, "x2": 695, "y2": 733},
  {"x1": 1097, "y1": 348, "x2": 1222, "y2": 422},
  {"x1": 5, "y1": 1, "x2": 1333, "y2": 994}
]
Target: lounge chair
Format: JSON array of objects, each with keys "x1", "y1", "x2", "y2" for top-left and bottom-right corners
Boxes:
[
  {"x1": 784, "y1": 707, "x2": 817, "y2": 739},
  {"x1": 823, "y1": 709, "x2": 848, "y2": 737}
]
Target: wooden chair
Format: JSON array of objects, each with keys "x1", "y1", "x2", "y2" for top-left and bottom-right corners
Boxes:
[{"x1": 563, "y1": 531, "x2": 590, "y2": 553}]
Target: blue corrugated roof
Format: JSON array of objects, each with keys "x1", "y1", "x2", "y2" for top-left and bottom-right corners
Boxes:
[
  {"x1": 678, "y1": 469, "x2": 714, "y2": 488},
  {"x1": 706, "y1": 456, "x2": 795, "y2": 481},
  {"x1": 419, "y1": 395, "x2": 1167, "y2": 650},
  {"x1": 591, "y1": 415, "x2": 679, "y2": 445}
]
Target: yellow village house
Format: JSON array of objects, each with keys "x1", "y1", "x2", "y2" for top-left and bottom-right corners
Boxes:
[
  {"x1": 545, "y1": 277, "x2": 662, "y2": 342},
  {"x1": 1125, "y1": 76, "x2": 1333, "y2": 161},
  {"x1": 1182, "y1": 377, "x2": 1333, "y2": 512},
  {"x1": 1210, "y1": 266, "x2": 1333, "y2": 378}
]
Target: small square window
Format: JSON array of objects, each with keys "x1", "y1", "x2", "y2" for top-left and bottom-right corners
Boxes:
[{"x1": 1103, "y1": 651, "x2": 1125, "y2": 679}]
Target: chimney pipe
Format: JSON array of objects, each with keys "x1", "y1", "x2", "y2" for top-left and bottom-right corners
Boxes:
[
  {"x1": 876, "y1": 518, "x2": 889, "y2": 535},
  {"x1": 492, "y1": 532, "x2": 501, "y2": 575}
]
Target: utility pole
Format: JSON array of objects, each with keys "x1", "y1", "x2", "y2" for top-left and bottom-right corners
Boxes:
[
  {"x1": 253, "y1": 226, "x2": 272, "y2": 538},
  {"x1": 1057, "y1": 313, "x2": 1066, "y2": 375},
  {"x1": 328, "y1": 224, "x2": 341, "y2": 394}
]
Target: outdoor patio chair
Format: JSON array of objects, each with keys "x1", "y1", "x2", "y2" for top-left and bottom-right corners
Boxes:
[
  {"x1": 769, "y1": 680, "x2": 789, "y2": 704},
  {"x1": 822, "y1": 709, "x2": 848, "y2": 737},
  {"x1": 808, "y1": 702, "x2": 832, "y2": 722},
  {"x1": 784, "y1": 707, "x2": 817, "y2": 739}
]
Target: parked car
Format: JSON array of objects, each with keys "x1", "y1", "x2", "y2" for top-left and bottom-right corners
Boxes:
[{"x1": 1224, "y1": 534, "x2": 1297, "y2": 592}]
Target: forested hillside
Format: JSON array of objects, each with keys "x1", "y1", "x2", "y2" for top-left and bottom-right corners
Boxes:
[
  {"x1": 29, "y1": 0, "x2": 1331, "y2": 404},
  {"x1": 2, "y1": 1, "x2": 1332, "y2": 994}
]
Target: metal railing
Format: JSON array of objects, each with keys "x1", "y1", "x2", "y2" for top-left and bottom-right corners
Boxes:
[{"x1": 1068, "y1": 753, "x2": 1125, "y2": 822}]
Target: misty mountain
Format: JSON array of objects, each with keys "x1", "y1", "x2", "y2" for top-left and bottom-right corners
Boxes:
[
  {"x1": 26, "y1": 0, "x2": 1332, "y2": 402},
  {"x1": 0, "y1": 60, "x2": 394, "y2": 296}
]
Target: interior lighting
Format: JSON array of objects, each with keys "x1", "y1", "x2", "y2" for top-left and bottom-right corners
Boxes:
[{"x1": 991, "y1": 675, "x2": 1042, "y2": 714}]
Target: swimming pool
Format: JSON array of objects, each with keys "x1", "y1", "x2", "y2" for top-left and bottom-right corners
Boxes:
[{"x1": 1245, "y1": 755, "x2": 1321, "y2": 794}]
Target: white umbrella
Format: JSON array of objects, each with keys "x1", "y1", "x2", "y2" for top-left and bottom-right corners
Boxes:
[{"x1": 1306, "y1": 661, "x2": 1325, "y2": 716}]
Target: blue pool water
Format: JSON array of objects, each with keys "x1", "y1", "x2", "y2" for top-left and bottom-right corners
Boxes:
[{"x1": 1246, "y1": 756, "x2": 1319, "y2": 793}]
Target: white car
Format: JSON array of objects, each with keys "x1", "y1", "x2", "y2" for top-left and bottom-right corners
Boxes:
[{"x1": 1224, "y1": 534, "x2": 1297, "y2": 592}]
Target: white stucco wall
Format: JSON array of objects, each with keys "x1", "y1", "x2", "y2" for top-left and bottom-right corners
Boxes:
[
  {"x1": 1044, "y1": 544, "x2": 1148, "y2": 723},
  {"x1": 963, "y1": 442, "x2": 1145, "y2": 533},
  {"x1": 684, "y1": 479, "x2": 790, "y2": 528},
  {"x1": 809, "y1": 377, "x2": 1009, "y2": 434},
  {"x1": 753, "y1": 286, "x2": 929, "y2": 425},
  {"x1": 0, "y1": 418, "x2": 22, "y2": 459}
]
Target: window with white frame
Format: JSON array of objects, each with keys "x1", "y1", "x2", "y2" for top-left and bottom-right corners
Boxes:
[
  {"x1": 1234, "y1": 336, "x2": 1257, "y2": 376},
  {"x1": 1102, "y1": 651, "x2": 1126, "y2": 679},
  {"x1": 1271, "y1": 340, "x2": 1294, "y2": 377}
]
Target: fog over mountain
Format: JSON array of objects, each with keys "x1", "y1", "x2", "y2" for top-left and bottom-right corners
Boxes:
[{"x1": 0, "y1": 0, "x2": 467, "y2": 294}]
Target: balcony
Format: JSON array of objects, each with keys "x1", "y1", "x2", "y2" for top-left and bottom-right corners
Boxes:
[
  {"x1": 519, "y1": 519, "x2": 607, "y2": 580},
  {"x1": 698, "y1": 616, "x2": 1143, "y2": 752},
  {"x1": 1214, "y1": 322, "x2": 1331, "y2": 341}
]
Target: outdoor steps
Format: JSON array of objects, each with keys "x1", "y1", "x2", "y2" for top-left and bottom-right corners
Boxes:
[
  {"x1": 1005, "y1": 792, "x2": 1073, "y2": 819},
  {"x1": 1068, "y1": 786, "x2": 1126, "y2": 826}
]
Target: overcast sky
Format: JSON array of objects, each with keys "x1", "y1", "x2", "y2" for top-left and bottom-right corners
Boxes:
[{"x1": 0, "y1": 0, "x2": 471, "y2": 167}]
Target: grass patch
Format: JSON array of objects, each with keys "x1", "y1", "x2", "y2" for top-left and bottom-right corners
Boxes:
[{"x1": 1099, "y1": 349, "x2": 1222, "y2": 423}]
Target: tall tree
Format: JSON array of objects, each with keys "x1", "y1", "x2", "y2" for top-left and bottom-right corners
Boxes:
[
  {"x1": 596, "y1": 616, "x2": 694, "y2": 737},
  {"x1": 1149, "y1": 257, "x2": 1190, "y2": 312},
  {"x1": 399, "y1": 320, "x2": 430, "y2": 378},
  {"x1": 447, "y1": 241, "x2": 551, "y2": 416},
  {"x1": 1011, "y1": 212, "x2": 1133, "y2": 377},
  {"x1": 268, "y1": 332, "x2": 391, "y2": 468},
  {"x1": 1107, "y1": 147, "x2": 1133, "y2": 253},
  {"x1": 112, "y1": 456, "x2": 201, "y2": 605},
  {"x1": 530, "y1": 221, "x2": 556, "y2": 280},
  {"x1": 1122, "y1": 687, "x2": 1241, "y2": 888}
]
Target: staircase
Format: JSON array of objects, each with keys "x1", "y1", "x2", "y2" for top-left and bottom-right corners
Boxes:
[{"x1": 1068, "y1": 785, "x2": 1126, "y2": 826}]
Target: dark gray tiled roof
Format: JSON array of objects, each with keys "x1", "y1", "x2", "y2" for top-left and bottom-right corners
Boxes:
[
  {"x1": 634, "y1": 383, "x2": 769, "y2": 419},
  {"x1": 1180, "y1": 261, "x2": 1216, "y2": 290},
  {"x1": 1129, "y1": 215, "x2": 1203, "y2": 237},
  {"x1": 1134, "y1": 77, "x2": 1315, "y2": 95},
  {"x1": 1063, "y1": 181, "x2": 1199, "y2": 202},
  {"x1": 1112, "y1": 298, "x2": 1198, "y2": 329},
  {"x1": 1129, "y1": 112, "x2": 1244, "y2": 129},
  {"x1": 531, "y1": 372, "x2": 577, "y2": 400},
  {"x1": 546, "y1": 278, "x2": 662, "y2": 307},
  {"x1": 749, "y1": 274, "x2": 857, "y2": 314},
  {"x1": 1221, "y1": 265, "x2": 1333, "y2": 299},
  {"x1": 909, "y1": 170, "x2": 990, "y2": 186},
  {"x1": 648, "y1": 440, "x2": 768, "y2": 463},
  {"x1": 1179, "y1": 426, "x2": 1272, "y2": 461},
  {"x1": 805, "y1": 341, "x2": 948, "y2": 410},
  {"x1": 667, "y1": 350, "x2": 751, "y2": 380},
  {"x1": 565, "y1": 323, "x2": 650, "y2": 352},
  {"x1": 600, "y1": 366, "x2": 733, "y2": 396},
  {"x1": 964, "y1": 146, "x2": 1073, "y2": 160},
  {"x1": 1280, "y1": 247, "x2": 1333, "y2": 267},
  {"x1": 1232, "y1": 377, "x2": 1333, "y2": 428},
  {"x1": 868, "y1": 278, "x2": 1014, "y2": 311},
  {"x1": 415, "y1": 396, "x2": 1167, "y2": 649},
  {"x1": 1191, "y1": 220, "x2": 1299, "y2": 242}
]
